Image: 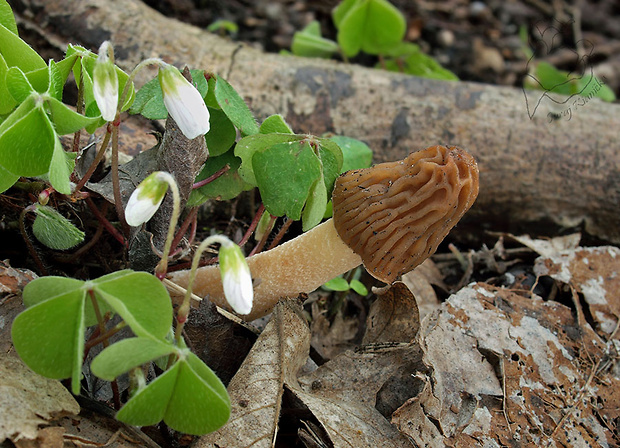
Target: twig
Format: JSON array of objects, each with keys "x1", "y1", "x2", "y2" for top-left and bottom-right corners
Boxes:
[{"x1": 500, "y1": 358, "x2": 513, "y2": 435}]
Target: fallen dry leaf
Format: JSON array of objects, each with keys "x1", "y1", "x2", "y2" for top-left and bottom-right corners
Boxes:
[
  {"x1": 507, "y1": 232, "x2": 581, "y2": 257},
  {"x1": 0, "y1": 352, "x2": 79, "y2": 443},
  {"x1": 290, "y1": 343, "x2": 422, "y2": 448},
  {"x1": 395, "y1": 282, "x2": 620, "y2": 447},
  {"x1": 363, "y1": 282, "x2": 420, "y2": 344},
  {"x1": 310, "y1": 302, "x2": 359, "y2": 360},
  {"x1": 535, "y1": 245, "x2": 620, "y2": 336},
  {"x1": 196, "y1": 300, "x2": 311, "y2": 448},
  {"x1": 0, "y1": 261, "x2": 37, "y2": 296},
  {"x1": 401, "y1": 259, "x2": 444, "y2": 320},
  {"x1": 13, "y1": 426, "x2": 65, "y2": 448}
]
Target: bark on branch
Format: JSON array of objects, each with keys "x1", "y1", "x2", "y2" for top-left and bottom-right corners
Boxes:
[{"x1": 19, "y1": 0, "x2": 620, "y2": 242}]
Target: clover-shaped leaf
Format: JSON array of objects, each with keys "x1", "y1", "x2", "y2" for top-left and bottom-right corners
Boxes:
[
  {"x1": 0, "y1": 96, "x2": 56, "y2": 177},
  {"x1": 0, "y1": 20, "x2": 46, "y2": 74},
  {"x1": 6, "y1": 66, "x2": 34, "y2": 103},
  {"x1": 205, "y1": 107, "x2": 236, "y2": 156},
  {"x1": 11, "y1": 271, "x2": 172, "y2": 394},
  {"x1": 115, "y1": 352, "x2": 230, "y2": 435},
  {"x1": 91, "y1": 337, "x2": 177, "y2": 381},
  {"x1": 13, "y1": 278, "x2": 91, "y2": 394},
  {"x1": 214, "y1": 76, "x2": 259, "y2": 136},
  {"x1": 93, "y1": 270, "x2": 172, "y2": 339},
  {"x1": 46, "y1": 96, "x2": 100, "y2": 135},
  {"x1": 253, "y1": 140, "x2": 322, "y2": 221},
  {"x1": 0, "y1": 1, "x2": 18, "y2": 35},
  {"x1": 291, "y1": 21, "x2": 339, "y2": 59},
  {"x1": 236, "y1": 133, "x2": 342, "y2": 229},
  {"x1": 235, "y1": 133, "x2": 304, "y2": 186},
  {"x1": 334, "y1": 0, "x2": 406, "y2": 57},
  {"x1": 259, "y1": 114, "x2": 293, "y2": 134},
  {"x1": 0, "y1": 164, "x2": 18, "y2": 193}
]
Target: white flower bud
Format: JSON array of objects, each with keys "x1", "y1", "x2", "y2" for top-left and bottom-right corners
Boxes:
[
  {"x1": 218, "y1": 239, "x2": 253, "y2": 315},
  {"x1": 158, "y1": 64, "x2": 210, "y2": 139},
  {"x1": 125, "y1": 172, "x2": 171, "y2": 226},
  {"x1": 93, "y1": 41, "x2": 119, "y2": 122}
]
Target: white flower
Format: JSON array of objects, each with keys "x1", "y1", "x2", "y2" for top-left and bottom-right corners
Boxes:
[
  {"x1": 218, "y1": 239, "x2": 253, "y2": 315},
  {"x1": 125, "y1": 172, "x2": 170, "y2": 226},
  {"x1": 158, "y1": 64, "x2": 210, "y2": 139},
  {"x1": 93, "y1": 41, "x2": 119, "y2": 122}
]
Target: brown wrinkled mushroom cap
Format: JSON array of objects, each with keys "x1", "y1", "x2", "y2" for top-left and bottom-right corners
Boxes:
[{"x1": 332, "y1": 145, "x2": 479, "y2": 283}]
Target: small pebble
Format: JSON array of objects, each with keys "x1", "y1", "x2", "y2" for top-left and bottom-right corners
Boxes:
[{"x1": 437, "y1": 29, "x2": 455, "y2": 47}]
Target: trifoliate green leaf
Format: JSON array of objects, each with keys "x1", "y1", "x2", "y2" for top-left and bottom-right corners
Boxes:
[
  {"x1": 91, "y1": 337, "x2": 177, "y2": 381},
  {"x1": 336, "y1": 0, "x2": 406, "y2": 57},
  {"x1": 259, "y1": 114, "x2": 293, "y2": 134},
  {"x1": 214, "y1": 76, "x2": 259, "y2": 136}
]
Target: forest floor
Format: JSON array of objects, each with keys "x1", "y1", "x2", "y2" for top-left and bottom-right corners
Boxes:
[{"x1": 1, "y1": 1, "x2": 620, "y2": 447}]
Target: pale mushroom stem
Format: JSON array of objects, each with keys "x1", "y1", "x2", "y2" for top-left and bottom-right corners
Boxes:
[
  {"x1": 167, "y1": 219, "x2": 361, "y2": 320},
  {"x1": 168, "y1": 145, "x2": 479, "y2": 321}
]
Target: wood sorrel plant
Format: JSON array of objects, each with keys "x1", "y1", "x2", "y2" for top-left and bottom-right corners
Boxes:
[
  {"x1": 1, "y1": 0, "x2": 372, "y2": 436},
  {"x1": 289, "y1": 0, "x2": 458, "y2": 81}
]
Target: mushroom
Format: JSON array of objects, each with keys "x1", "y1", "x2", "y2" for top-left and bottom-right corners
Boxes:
[{"x1": 168, "y1": 145, "x2": 479, "y2": 320}]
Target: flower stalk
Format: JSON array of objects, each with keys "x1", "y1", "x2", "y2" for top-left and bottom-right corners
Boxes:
[{"x1": 175, "y1": 235, "x2": 253, "y2": 344}]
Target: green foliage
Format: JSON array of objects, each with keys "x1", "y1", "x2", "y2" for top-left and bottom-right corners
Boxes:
[
  {"x1": 130, "y1": 69, "x2": 208, "y2": 119},
  {"x1": 380, "y1": 42, "x2": 459, "y2": 80},
  {"x1": 206, "y1": 19, "x2": 238, "y2": 36},
  {"x1": 12, "y1": 271, "x2": 171, "y2": 394},
  {"x1": 188, "y1": 148, "x2": 254, "y2": 205},
  {"x1": 259, "y1": 114, "x2": 294, "y2": 134},
  {"x1": 235, "y1": 133, "x2": 343, "y2": 230},
  {"x1": 288, "y1": 0, "x2": 457, "y2": 81},
  {"x1": 524, "y1": 61, "x2": 615, "y2": 102},
  {"x1": 334, "y1": 0, "x2": 405, "y2": 57},
  {"x1": 291, "y1": 21, "x2": 339, "y2": 59},
  {"x1": 31, "y1": 204, "x2": 85, "y2": 250},
  {"x1": 214, "y1": 76, "x2": 259, "y2": 136},
  {"x1": 323, "y1": 276, "x2": 368, "y2": 296},
  {"x1": 1, "y1": 0, "x2": 378, "y2": 437},
  {"x1": 114, "y1": 351, "x2": 230, "y2": 435}
]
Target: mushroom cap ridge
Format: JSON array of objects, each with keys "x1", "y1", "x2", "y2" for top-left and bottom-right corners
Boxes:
[{"x1": 331, "y1": 145, "x2": 479, "y2": 283}]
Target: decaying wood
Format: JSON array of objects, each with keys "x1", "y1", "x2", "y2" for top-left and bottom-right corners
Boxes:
[{"x1": 17, "y1": 0, "x2": 620, "y2": 242}]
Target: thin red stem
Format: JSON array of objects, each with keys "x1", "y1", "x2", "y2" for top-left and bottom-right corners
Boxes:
[
  {"x1": 110, "y1": 118, "x2": 129, "y2": 235},
  {"x1": 85, "y1": 197, "x2": 127, "y2": 247},
  {"x1": 74, "y1": 126, "x2": 112, "y2": 193},
  {"x1": 267, "y1": 217, "x2": 293, "y2": 251},
  {"x1": 249, "y1": 214, "x2": 276, "y2": 256},
  {"x1": 170, "y1": 207, "x2": 198, "y2": 256},
  {"x1": 238, "y1": 203, "x2": 265, "y2": 248},
  {"x1": 192, "y1": 164, "x2": 230, "y2": 189},
  {"x1": 19, "y1": 206, "x2": 48, "y2": 275}
]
